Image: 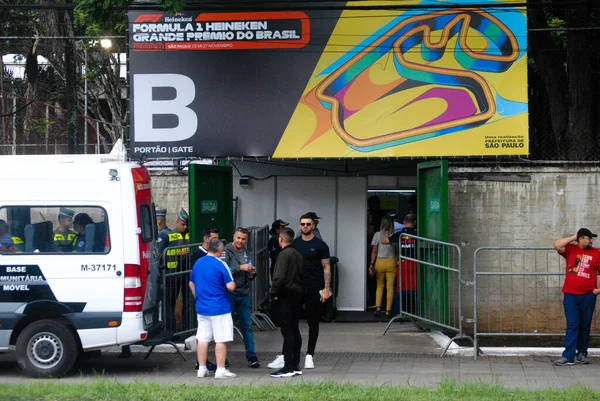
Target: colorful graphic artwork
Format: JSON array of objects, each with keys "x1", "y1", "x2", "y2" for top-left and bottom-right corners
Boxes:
[{"x1": 274, "y1": 1, "x2": 528, "y2": 157}]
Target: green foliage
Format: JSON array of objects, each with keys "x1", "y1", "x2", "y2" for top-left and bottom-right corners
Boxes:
[
  {"x1": 2, "y1": 380, "x2": 600, "y2": 401},
  {"x1": 30, "y1": 117, "x2": 55, "y2": 135},
  {"x1": 75, "y1": 0, "x2": 185, "y2": 32},
  {"x1": 547, "y1": 16, "x2": 566, "y2": 48}
]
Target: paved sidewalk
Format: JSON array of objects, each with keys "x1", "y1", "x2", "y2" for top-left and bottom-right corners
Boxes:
[{"x1": 1, "y1": 321, "x2": 599, "y2": 390}]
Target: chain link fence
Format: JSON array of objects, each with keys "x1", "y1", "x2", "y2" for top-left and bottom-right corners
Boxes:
[
  {"x1": 0, "y1": 90, "x2": 121, "y2": 155},
  {"x1": 1, "y1": 29, "x2": 127, "y2": 155}
]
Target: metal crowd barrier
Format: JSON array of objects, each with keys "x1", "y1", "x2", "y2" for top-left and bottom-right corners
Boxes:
[
  {"x1": 383, "y1": 234, "x2": 475, "y2": 357},
  {"x1": 161, "y1": 230, "x2": 276, "y2": 339},
  {"x1": 161, "y1": 242, "x2": 201, "y2": 338},
  {"x1": 473, "y1": 246, "x2": 600, "y2": 361},
  {"x1": 247, "y1": 225, "x2": 276, "y2": 331}
]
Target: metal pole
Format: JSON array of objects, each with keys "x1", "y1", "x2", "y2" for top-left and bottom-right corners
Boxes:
[
  {"x1": 84, "y1": 48, "x2": 88, "y2": 154},
  {"x1": 12, "y1": 96, "x2": 16, "y2": 155},
  {"x1": 45, "y1": 104, "x2": 49, "y2": 154},
  {"x1": 473, "y1": 249, "x2": 478, "y2": 361},
  {"x1": 96, "y1": 121, "x2": 100, "y2": 154}
]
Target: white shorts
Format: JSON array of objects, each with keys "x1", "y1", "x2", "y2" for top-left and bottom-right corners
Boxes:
[{"x1": 196, "y1": 313, "x2": 234, "y2": 343}]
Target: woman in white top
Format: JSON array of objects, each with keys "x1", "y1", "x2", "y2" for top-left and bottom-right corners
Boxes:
[{"x1": 368, "y1": 216, "x2": 397, "y2": 318}]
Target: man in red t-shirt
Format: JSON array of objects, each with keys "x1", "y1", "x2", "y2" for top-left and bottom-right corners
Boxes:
[{"x1": 553, "y1": 228, "x2": 600, "y2": 366}]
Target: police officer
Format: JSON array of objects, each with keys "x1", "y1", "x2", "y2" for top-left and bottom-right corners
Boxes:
[
  {"x1": 0, "y1": 220, "x2": 16, "y2": 253},
  {"x1": 72, "y1": 213, "x2": 94, "y2": 253},
  {"x1": 161, "y1": 208, "x2": 191, "y2": 332},
  {"x1": 156, "y1": 208, "x2": 172, "y2": 237},
  {"x1": 11, "y1": 233, "x2": 24, "y2": 253},
  {"x1": 54, "y1": 208, "x2": 76, "y2": 252}
]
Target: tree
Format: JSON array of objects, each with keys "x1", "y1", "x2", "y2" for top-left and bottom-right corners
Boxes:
[
  {"x1": 529, "y1": 0, "x2": 600, "y2": 160},
  {"x1": 1, "y1": 0, "x2": 185, "y2": 154}
]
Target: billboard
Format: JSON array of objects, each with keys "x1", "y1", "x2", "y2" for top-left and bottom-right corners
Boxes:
[{"x1": 129, "y1": 1, "x2": 528, "y2": 158}]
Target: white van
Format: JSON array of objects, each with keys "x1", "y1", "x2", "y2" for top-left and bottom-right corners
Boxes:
[{"x1": 0, "y1": 142, "x2": 162, "y2": 377}]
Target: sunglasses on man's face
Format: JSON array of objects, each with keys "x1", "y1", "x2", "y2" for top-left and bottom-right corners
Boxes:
[{"x1": 300, "y1": 222, "x2": 312, "y2": 227}]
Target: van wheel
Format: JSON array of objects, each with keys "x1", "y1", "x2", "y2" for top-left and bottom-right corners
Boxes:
[{"x1": 16, "y1": 320, "x2": 79, "y2": 378}]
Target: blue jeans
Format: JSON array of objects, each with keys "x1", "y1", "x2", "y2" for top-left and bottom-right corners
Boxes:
[
  {"x1": 562, "y1": 292, "x2": 597, "y2": 361},
  {"x1": 230, "y1": 293, "x2": 256, "y2": 360}
]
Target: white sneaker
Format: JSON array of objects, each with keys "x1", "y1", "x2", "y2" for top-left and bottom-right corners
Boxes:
[
  {"x1": 197, "y1": 369, "x2": 208, "y2": 378},
  {"x1": 215, "y1": 369, "x2": 237, "y2": 379},
  {"x1": 304, "y1": 354, "x2": 314, "y2": 369},
  {"x1": 267, "y1": 354, "x2": 285, "y2": 369}
]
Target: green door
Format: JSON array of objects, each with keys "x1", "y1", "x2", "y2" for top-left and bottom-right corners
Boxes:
[
  {"x1": 416, "y1": 161, "x2": 449, "y2": 325},
  {"x1": 417, "y1": 160, "x2": 448, "y2": 241},
  {"x1": 188, "y1": 165, "x2": 233, "y2": 244}
]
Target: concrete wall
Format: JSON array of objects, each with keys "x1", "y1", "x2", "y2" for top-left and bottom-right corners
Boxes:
[
  {"x1": 449, "y1": 166, "x2": 600, "y2": 334},
  {"x1": 150, "y1": 171, "x2": 188, "y2": 230}
]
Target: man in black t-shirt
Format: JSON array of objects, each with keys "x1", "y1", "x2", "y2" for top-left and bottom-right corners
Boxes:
[{"x1": 292, "y1": 213, "x2": 331, "y2": 370}]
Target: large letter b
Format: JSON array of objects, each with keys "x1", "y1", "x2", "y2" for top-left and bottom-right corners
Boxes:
[{"x1": 133, "y1": 74, "x2": 197, "y2": 142}]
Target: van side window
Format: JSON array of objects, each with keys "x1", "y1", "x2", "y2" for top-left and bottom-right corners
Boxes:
[
  {"x1": 0, "y1": 206, "x2": 110, "y2": 254},
  {"x1": 139, "y1": 205, "x2": 153, "y2": 243}
]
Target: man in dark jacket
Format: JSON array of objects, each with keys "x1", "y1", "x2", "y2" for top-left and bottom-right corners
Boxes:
[
  {"x1": 270, "y1": 227, "x2": 303, "y2": 378},
  {"x1": 222, "y1": 227, "x2": 260, "y2": 368},
  {"x1": 268, "y1": 219, "x2": 289, "y2": 278}
]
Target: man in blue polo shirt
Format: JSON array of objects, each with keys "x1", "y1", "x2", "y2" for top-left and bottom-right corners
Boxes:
[{"x1": 189, "y1": 238, "x2": 237, "y2": 379}]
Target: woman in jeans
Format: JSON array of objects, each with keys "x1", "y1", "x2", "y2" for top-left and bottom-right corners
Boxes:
[{"x1": 368, "y1": 216, "x2": 397, "y2": 318}]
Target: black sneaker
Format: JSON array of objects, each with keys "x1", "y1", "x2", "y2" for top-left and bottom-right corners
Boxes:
[
  {"x1": 248, "y1": 356, "x2": 261, "y2": 368},
  {"x1": 270, "y1": 367, "x2": 296, "y2": 378},
  {"x1": 293, "y1": 366, "x2": 302, "y2": 376},
  {"x1": 576, "y1": 354, "x2": 590, "y2": 364}
]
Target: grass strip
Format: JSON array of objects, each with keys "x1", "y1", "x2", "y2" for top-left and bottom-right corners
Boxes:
[{"x1": 2, "y1": 380, "x2": 600, "y2": 401}]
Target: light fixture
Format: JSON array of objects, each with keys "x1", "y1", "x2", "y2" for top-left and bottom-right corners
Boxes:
[
  {"x1": 109, "y1": 169, "x2": 120, "y2": 181},
  {"x1": 100, "y1": 39, "x2": 112, "y2": 49},
  {"x1": 367, "y1": 189, "x2": 416, "y2": 193},
  {"x1": 239, "y1": 177, "x2": 250, "y2": 187}
]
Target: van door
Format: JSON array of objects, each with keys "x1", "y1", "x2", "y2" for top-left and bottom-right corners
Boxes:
[{"x1": 132, "y1": 168, "x2": 161, "y2": 330}]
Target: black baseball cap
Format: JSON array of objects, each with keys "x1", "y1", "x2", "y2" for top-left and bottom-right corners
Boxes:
[
  {"x1": 306, "y1": 212, "x2": 321, "y2": 220},
  {"x1": 270, "y1": 219, "x2": 289, "y2": 234},
  {"x1": 577, "y1": 228, "x2": 598, "y2": 239}
]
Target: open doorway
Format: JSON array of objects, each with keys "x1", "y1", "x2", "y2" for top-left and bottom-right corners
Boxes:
[{"x1": 366, "y1": 189, "x2": 416, "y2": 314}]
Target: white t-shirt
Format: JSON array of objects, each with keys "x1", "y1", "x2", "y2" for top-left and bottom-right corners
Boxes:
[{"x1": 371, "y1": 231, "x2": 396, "y2": 259}]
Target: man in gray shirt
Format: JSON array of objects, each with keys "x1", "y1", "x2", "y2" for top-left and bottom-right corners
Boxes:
[{"x1": 222, "y1": 227, "x2": 260, "y2": 368}]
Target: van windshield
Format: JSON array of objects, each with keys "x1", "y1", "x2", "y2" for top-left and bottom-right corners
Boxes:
[{"x1": 0, "y1": 206, "x2": 110, "y2": 254}]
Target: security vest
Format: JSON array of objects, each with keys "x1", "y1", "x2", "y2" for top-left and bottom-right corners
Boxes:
[
  {"x1": 165, "y1": 232, "x2": 189, "y2": 269},
  {"x1": 54, "y1": 228, "x2": 76, "y2": 252},
  {"x1": 12, "y1": 236, "x2": 24, "y2": 253},
  {"x1": 71, "y1": 234, "x2": 86, "y2": 253}
]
